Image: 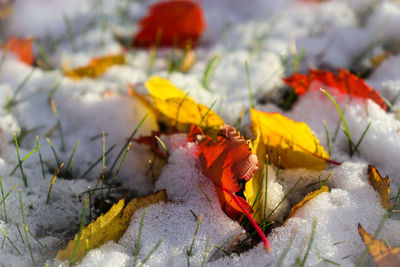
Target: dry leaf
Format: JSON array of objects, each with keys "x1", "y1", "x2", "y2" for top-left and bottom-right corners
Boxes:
[
  {"x1": 133, "y1": 0, "x2": 206, "y2": 48},
  {"x1": 64, "y1": 54, "x2": 125, "y2": 80},
  {"x1": 358, "y1": 224, "x2": 400, "y2": 267},
  {"x1": 283, "y1": 68, "x2": 387, "y2": 110},
  {"x1": 56, "y1": 190, "x2": 167, "y2": 263},
  {"x1": 284, "y1": 186, "x2": 328, "y2": 224},
  {"x1": 250, "y1": 108, "x2": 332, "y2": 171},
  {"x1": 2, "y1": 37, "x2": 34, "y2": 65},
  {"x1": 368, "y1": 165, "x2": 390, "y2": 209},
  {"x1": 140, "y1": 76, "x2": 224, "y2": 136}
]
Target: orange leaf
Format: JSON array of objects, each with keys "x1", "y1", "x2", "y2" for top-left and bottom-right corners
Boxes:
[
  {"x1": 198, "y1": 124, "x2": 270, "y2": 251},
  {"x1": 284, "y1": 186, "x2": 328, "y2": 224},
  {"x1": 2, "y1": 37, "x2": 34, "y2": 65},
  {"x1": 358, "y1": 224, "x2": 400, "y2": 267},
  {"x1": 283, "y1": 69, "x2": 387, "y2": 110},
  {"x1": 133, "y1": 0, "x2": 206, "y2": 48},
  {"x1": 368, "y1": 165, "x2": 390, "y2": 209},
  {"x1": 64, "y1": 54, "x2": 125, "y2": 80}
]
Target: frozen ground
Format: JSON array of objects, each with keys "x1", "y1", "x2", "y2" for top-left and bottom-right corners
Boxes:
[{"x1": 0, "y1": 0, "x2": 400, "y2": 266}]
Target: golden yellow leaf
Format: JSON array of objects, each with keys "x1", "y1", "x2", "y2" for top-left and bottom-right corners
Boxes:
[
  {"x1": 64, "y1": 54, "x2": 125, "y2": 80},
  {"x1": 284, "y1": 186, "x2": 328, "y2": 224},
  {"x1": 249, "y1": 108, "x2": 330, "y2": 170},
  {"x1": 358, "y1": 224, "x2": 400, "y2": 267},
  {"x1": 56, "y1": 190, "x2": 167, "y2": 263},
  {"x1": 368, "y1": 165, "x2": 390, "y2": 209},
  {"x1": 244, "y1": 132, "x2": 268, "y2": 223},
  {"x1": 142, "y1": 76, "x2": 224, "y2": 135}
]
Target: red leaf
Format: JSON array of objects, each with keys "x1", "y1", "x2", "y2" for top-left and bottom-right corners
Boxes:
[
  {"x1": 2, "y1": 37, "x2": 34, "y2": 65},
  {"x1": 197, "y1": 124, "x2": 270, "y2": 252},
  {"x1": 133, "y1": 0, "x2": 206, "y2": 48},
  {"x1": 283, "y1": 69, "x2": 387, "y2": 110}
]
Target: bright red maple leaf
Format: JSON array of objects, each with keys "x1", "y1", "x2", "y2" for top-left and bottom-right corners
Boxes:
[
  {"x1": 133, "y1": 0, "x2": 206, "y2": 48},
  {"x1": 2, "y1": 37, "x2": 34, "y2": 65},
  {"x1": 283, "y1": 68, "x2": 387, "y2": 110},
  {"x1": 197, "y1": 124, "x2": 270, "y2": 252}
]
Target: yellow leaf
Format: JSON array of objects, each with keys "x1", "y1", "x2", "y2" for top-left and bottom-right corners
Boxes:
[
  {"x1": 143, "y1": 76, "x2": 224, "y2": 135},
  {"x1": 284, "y1": 186, "x2": 328, "y2": 224},
  {"x1": 368, "y1": 165, "x2": 390, "y2": 209},
  {"x1": 249, "y1": 108, "x2": 330, "y2": 170},
  {"x1": 56, "y1": 190, "x2": 167, "y2": 263},
  {"x1": 358, "y1": 224, "x2": 400, "y2": 267},
  {"x1": 244, "y1": 132, "x2": 268, "y2": 223},
  {"x1": 64, "y1": 54, "x2": 126, "y2": 80}
]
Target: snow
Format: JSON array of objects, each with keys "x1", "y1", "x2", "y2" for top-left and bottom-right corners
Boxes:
[{"x1": 0, "y1": 0, "x2": 399, "y2": 266}]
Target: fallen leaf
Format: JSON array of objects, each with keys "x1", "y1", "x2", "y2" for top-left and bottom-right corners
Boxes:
[
  {"x1": 56, "y1": 190, "x2": 167, "y2": 263},
  {"x1": 2, "y1": 37, "x2": 34, "y2": 65},
  {"x1": 283, "y1": 68, "x2": 387, "y2": 110},
  {"x1": 133, "y1": 0, "x2": 206, "y2": 48},
  {"x1": 284, "y1": 186, "x2": 328, "y2": 224},
  {"x1": 250, "y1": 108, "x2": 334, "y2": 171},
  {"x1": 358, "y1": 224, "x2": 400, "y2": 267},
  {"x1": 139, "y1": 76, "x2": 224, "y2": 136},
  {"x1": 64, "y1": 54, "x2": 125, "y2": 80},
  {"x1": 198, "y1": 124, "x2": 270, "y2": 252},
  {"x1": 368, "y1": 165, "x2": 390, "y2": 209}
]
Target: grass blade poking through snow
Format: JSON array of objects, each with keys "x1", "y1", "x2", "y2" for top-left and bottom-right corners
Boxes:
[
  {"x1": 64, "y1": 139, "x2": 80, "y2": 177},
  {"x1": 138, "y1": 239, "x2": 163, "y2": 267},
  {"x1": 46, "y1": 163, "x2": 64, "y2": 204},
  {"x1": 18, "y1": 190, "x2": 35, "y2": 266},
  {"x1": 36, "y1": 136, "x2": 46, "y2": 179},
  {"x1": 298, "y1": 219, "x2": 317, "y2": 267},
  {"x1": 100, "y1": 142, "x2": 132, "y2": 212},
  {"x1": 277, "y1": 231, "x2": 297, "y2": 267},
  {"x1": 6, "y1": 68, "x2": 34, "y2": 112},
  {"x1": 0, "y1": 180, "x2": 17, "y2": 223},
  {"x1": 187, "y1": 214, "x2": 203, "y2": 267},
  {"x1": 321, "y1": 89, "x2": 372, "y2": 157},
  {"x1": 321, "y1": 89, "x2": 353, "y2": 155},
  {"x1": 80, "y1": 144, "x2": 116, "y2": 179},
  {"x1": 13, "y1": 134, "x2": 28, "y2": 187},
  {"x1": 70, "y1": 198, "x2": 88, "y2": 266},
  {"x1": 245, "y1": 60, "x2": 256, "y2": 109},
  {"x1": 49, "y1": 97, "x2": 66, "y2": 152},
  {"x1": 46, "y1": 137, "x2": 61, "y2": 166},
  {"x1": 201, "y1": 55, "x2": 221, "y2": 90},
  {"x1": 198, "y1": 100, "x2": 217, "y2": 128},
  {"x1": 134, "y1": 208, "x2": 147, "y2": 267},
  {"x1": 108, "y1": 114, "x2": 147, "y2": 177},
  {"x1": 0, "y1": 226, "x2": 22, "y2": 256}
]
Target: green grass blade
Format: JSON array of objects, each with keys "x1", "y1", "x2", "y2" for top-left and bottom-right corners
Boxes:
[
  {"x1": 320, "y1": 89, "x2": 353, "y2": 155},
  {"x1": 70, "y1": 198, "x2": 88, "y2": 266},
  {"x1": 19, "y1": 190, "x2": 35, "y2": 265}
]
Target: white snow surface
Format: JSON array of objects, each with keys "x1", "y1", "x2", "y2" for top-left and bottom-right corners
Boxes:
[{"x1": 0, "y1": 0, "x2": 399, "y2": 266}]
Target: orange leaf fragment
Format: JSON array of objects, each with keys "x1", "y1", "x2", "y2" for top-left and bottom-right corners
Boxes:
[
  {"x1": 64, "y1": 54, "x2": 125, "y2": 80},
  {"x1": 368, "y1": 165, "x2": 390, "y2": 209},
  {"x1": 2, "y1": 37, "x2": 34, "y2": 65},
  {"x1": 284, "y1": 186, "x2": 328, "y2": 224},
  {"x1": 283, "y1": 68, "x2": 387, "y2": 110},
  {"x1": 358, "y1": 224, "x2": 400, "y2": 267},
  {"x1": 133, "y1": 0, "x2": 206, "y2": 48},
  {"x1": 198, "y1": 124, "x2": 270, "y2": 252}
]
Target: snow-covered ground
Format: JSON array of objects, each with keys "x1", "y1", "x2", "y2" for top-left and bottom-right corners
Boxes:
[{"x1": 0, "y1": 0, "x2": 400, "y2": 266}]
